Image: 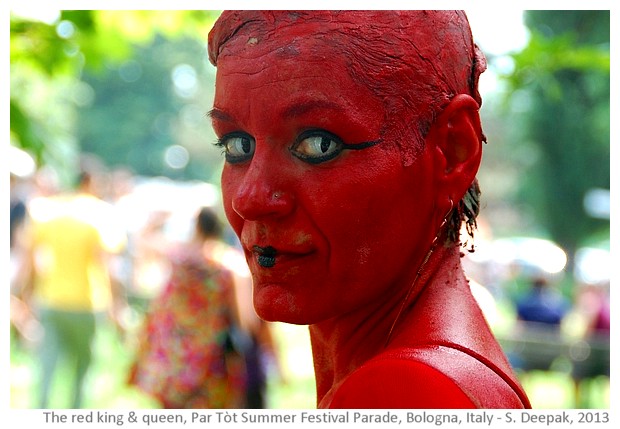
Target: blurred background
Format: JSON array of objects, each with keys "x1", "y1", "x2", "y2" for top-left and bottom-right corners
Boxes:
[{"x1": 9, "y1": 10, "x2": 610, "y2": 409}]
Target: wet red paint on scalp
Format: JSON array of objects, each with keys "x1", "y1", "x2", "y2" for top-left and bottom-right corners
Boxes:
[{"x1": 208, "y1": 11, "x2": 528, "y2": 409}]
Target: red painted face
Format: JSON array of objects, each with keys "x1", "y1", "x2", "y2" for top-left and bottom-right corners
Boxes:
[{"x1": 212, "y1": 33, "x2": 440, "y2": 324}]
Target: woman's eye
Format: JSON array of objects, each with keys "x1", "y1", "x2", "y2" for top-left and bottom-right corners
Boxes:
[
  {"x1": 291, "y1": 130, "x2": 344, "y2": 164},
  {"x1": 218, "y1": 133, "x2": 255, "y2": 163}
]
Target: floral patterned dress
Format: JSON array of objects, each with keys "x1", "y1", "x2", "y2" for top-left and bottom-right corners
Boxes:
[{"x1": 128, "y1": 245, "x2": 246, "y2": 408}]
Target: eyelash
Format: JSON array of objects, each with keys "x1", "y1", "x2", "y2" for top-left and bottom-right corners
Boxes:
[
  {"x1": 213, "y1": 138, "x2": 226, "y2": 152},
  {"x1": 213, "y1": 139, "x2": 228, "y2": 160},
  {"x1": 213, "y1": 129, "x2": 381, "y2": 164}
]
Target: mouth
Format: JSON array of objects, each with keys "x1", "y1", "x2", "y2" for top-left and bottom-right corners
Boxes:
[
  {"x1": 250, "y1": 243, "x2": 317, "y2": 270},
  {"x1": 252, "y1": 245, "x2": 278, "y2": 268}
]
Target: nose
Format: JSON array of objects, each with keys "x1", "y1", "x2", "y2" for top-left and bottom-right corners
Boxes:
[{"x1": 230, "y1": 158, "x2": 295, "y2": 221}]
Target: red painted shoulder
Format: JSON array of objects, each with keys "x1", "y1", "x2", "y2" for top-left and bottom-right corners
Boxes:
[
  {"x1": 326, "y1": 345, "x2": 529, "y2": 409},
  {"x1": 326, "y1": 353, "x2": 475, "y2": 409}
]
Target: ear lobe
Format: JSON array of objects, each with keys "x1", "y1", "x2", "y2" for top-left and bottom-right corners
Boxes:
[{"x1": 430, "y1": 94, "x2": 483, "y2": 198}]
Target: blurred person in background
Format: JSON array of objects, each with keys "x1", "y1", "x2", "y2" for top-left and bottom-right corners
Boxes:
[
  {"x1": 568, "y1": 280, "x2": 610, "y2": 407},
  {"x1": 10, "y1": 173, "x2": 27, "y2": 252},
  {"x1": 516, "y1": 277, "x2": 570, "y2": 327},
  {"x1": 128, "y1": 207, "x2": 248, "y2": 408},
  {"x1": 17, "y1": 167, "x2": 127, "y2": 408},
  {"x1": 242, "y1": 317, "x2": 284, "y2": 408}
]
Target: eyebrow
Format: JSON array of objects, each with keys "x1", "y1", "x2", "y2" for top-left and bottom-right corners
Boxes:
[
  {"x1": 208, "y1": 100, "x2": 345, "y2": 123},
  {"x1": 206, "y1": 108, "x2": 235, "y2": 122}
]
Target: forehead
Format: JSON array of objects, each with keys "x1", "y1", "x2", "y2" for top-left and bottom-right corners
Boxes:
[
  {"x1": 216, "y1": 43, "x2": 349, "y2": 96},
  {"x1": 215, "y1": 20, "x2": 347, "y2": 79},
  {"x1": 213, "y1": 29, "x2": 385, "y2": 131},
  {"x1": 215, "y1": 14, "x2": 347, "y2": 59}
]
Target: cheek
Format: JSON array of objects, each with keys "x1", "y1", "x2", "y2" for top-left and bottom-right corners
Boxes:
[
  {"x1": 328, "y1": 191, "x2": 414, "y2": 262},
  {"x1": 221, "y1": 168, "x2": 244, "y2": 236},
  {"x1": 312, "y1": 155, "x2": 436, "y2": 285}
]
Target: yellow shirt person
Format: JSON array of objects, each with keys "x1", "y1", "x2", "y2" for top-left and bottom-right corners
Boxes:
[
  {"x1": 20, "y1": 170, "x2": 127, "y2": 408},
  {"x1": 27, "y1": 192, "x2": 126, "y2": 312}
]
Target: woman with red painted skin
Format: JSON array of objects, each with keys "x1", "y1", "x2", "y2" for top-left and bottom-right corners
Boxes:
[{"x1": 207, "y1": 10, "x2": 531, "y2": 409}]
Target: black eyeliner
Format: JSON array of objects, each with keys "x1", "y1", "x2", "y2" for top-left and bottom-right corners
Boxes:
[
  {"x1": 342, "y1": 139, "x2": 382, "y2": 150},
  {"x1": 290, "y1": 128, "x2": 382, "y2": 164}
]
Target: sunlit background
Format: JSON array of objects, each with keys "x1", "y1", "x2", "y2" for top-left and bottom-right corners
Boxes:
[{"x1": 9, "y1": 9, "x2": 611, "y2": 409}]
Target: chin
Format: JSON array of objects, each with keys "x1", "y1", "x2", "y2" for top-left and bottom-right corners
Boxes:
[{"x1": 253, "y1": 284, "x2": 321, "y2": 325}]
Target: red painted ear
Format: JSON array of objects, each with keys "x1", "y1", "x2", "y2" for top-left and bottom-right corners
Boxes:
[{"x1": 428, "y1": 94, "x2": 483, "y2": 209}]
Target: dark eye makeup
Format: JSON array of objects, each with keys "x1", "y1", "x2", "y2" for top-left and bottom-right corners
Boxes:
[{"x1": 215, "y1": 128, "x2": 381, "y2": 165}]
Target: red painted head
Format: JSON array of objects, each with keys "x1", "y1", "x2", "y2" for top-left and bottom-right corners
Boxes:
[{"x1": 208, "y1": 11, "x2": 486, "y2": 324}]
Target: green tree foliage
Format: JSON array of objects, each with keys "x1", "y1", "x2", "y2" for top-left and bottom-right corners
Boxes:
[
  {"x1": 500, "y1": 11, "x2": 610, "y2": 269},
  {"x1": 10, "y1": 10, "x2": 220, "y2": 183},
  {"x1": 76, "y1": 35, "x2": 220, "y2": 181}
]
